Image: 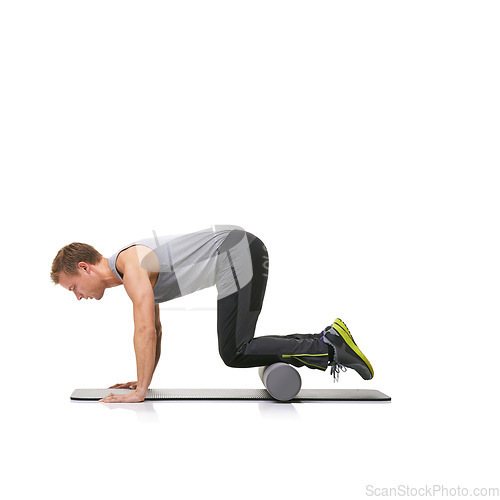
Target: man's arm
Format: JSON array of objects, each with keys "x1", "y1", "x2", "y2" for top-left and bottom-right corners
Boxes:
[
  {"x1": 154, "y1": 304, "x2": 162, "y2": 372},
  {"x1": 125, "y1": 263, "x2": 157, "y2": 397},
  {"x1": 99, "y1": 258, "x2": 157, "y2": 403}
]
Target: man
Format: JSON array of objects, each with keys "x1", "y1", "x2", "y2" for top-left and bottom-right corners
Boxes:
[{"x1": 51, "y1": 225, "x2": 374, "y2": 403}]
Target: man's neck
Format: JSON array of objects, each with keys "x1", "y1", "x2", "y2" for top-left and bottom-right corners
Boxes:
[{"x1": 99, "y1": 258, "x2": 123, "y2": 288}]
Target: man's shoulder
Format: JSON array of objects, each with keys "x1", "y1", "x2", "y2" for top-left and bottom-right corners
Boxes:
[{"x1": 116, "y1": 244, "x2": 159, "y2": 276}]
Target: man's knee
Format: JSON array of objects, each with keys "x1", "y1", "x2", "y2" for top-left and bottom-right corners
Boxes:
[{"x1": 219, "y1": 346, "x2": 242, "y2": 368}]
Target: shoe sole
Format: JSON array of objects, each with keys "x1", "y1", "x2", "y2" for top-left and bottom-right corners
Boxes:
[{"x1": 330, "y1": 321, "x2": 374, "y2": 380}]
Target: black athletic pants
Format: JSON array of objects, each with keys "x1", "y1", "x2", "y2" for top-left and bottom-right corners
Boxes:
[{"x1": 216, "y1": 231, "x2": 330, "y2": 371}]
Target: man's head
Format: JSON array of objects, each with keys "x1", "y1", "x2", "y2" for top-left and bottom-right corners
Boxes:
[{"x1": 51, "y1": 242, "x2": 108, "y2": 300}]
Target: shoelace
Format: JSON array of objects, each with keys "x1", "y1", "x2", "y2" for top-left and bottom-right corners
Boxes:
[
  {"x1": 330, "y1": 362, "x2": 347, "y2": 382},
  {"x1": 321, "y1": 325, "x2": 348, "y2": 382}
]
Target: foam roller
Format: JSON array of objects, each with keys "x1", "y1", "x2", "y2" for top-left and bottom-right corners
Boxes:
[{"x1": 258, "y1": 363, "x2": 302, "y2": 401}]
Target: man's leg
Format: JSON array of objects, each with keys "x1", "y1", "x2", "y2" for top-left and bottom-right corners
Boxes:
[{"x1": 216, "y1": 231, "x2": 330, "y2": 371}]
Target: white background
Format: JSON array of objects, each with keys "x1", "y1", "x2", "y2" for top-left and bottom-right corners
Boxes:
[{"x1": 1, "y1": 1, "x2": 499, "y2": 498}]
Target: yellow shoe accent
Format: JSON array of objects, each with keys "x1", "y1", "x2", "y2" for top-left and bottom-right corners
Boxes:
[
  {"x1": 331, "y1": 319, "x2": 374, "y2": 379},
  {"x1": 334, "y1": 318, "x2": 355, "y2": 344}
]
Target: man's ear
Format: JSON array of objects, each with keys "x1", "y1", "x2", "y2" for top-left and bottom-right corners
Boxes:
[{"x1": 78, "y1": 261, "x2": 90, "y2": 273}]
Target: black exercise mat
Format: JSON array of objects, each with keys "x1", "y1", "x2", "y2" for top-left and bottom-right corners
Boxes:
[{"x1": 71, "y1": 388, "x2": 391, "y2": 401}]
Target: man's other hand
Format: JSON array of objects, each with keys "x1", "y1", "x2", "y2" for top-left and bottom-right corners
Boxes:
[
  {"x1": 108, "y1": 381, "x2": 137, "y2": 390},
  {"x1": 99, "y1": 390, "x2": 146, "y2": 403}
]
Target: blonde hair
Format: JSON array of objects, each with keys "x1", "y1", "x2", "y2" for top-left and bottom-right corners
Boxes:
[{"x1": 50, "y1": 242, "x2": 103, "y2": 285}]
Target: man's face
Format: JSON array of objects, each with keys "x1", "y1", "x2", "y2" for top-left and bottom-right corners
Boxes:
[{"x1": 58, "y1": 263, "x2": 105, "y2": 301}]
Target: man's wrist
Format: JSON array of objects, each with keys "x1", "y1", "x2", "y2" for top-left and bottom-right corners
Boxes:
[{"x1": 136, "y1": 386, "x2": 149, "y2": 397}]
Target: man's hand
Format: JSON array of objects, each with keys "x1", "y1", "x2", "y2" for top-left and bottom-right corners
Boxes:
[
  {"x1": 99, "y1": 390, "x2": 146, "y2": 403},
  {"x1": 108, "y1": 381, "x2": 137, "y2": 390}
]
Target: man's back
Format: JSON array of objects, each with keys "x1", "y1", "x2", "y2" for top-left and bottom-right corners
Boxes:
[{"x1": 108, "y1": 225, "x2": 243, "y2": 303}]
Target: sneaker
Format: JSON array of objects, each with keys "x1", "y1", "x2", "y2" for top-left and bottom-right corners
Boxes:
[{"x1": 321, "y1": 319, "x2": 374, "y2": 381}]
